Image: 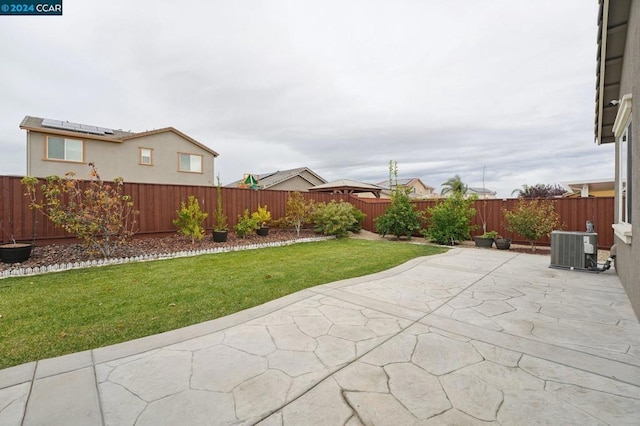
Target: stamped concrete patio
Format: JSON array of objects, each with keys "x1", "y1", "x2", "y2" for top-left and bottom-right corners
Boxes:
[{"x1": 1, "y1": 248, "x2": 639, "y2": 425}]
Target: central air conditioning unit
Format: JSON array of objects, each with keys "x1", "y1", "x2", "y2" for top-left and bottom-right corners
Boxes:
[{"x1": 550, "y1": 231, "x2": 598, "y2": 271}]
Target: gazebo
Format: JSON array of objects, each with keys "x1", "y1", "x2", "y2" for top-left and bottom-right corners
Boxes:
[{"x1": 309, "y1": 179, "x2": 383, "y2": 198}]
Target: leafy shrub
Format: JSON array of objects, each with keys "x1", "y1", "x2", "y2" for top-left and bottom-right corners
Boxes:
[
  {"x1": 424, "y1": 193, "x2": 477, "y2": 245},
  {"x1": 481, "y1": 231, "x2": 498, "y2": 239},
  {"x1": 375, "y1": 192, "x2": 423, "y2": 239},
  {"x1": 173, "y1": 196, "x2": 208, "y2": 244},
  {"x1": 279, "y1": 192, "x2": 315, "y2": 236},
  {"x1": 503, "y1": 199, "x2": 561, "y2": 252},
  {"x1": 375, "y1": 160, "x2": 424, "y2": 239},
  {"x1": 350, "y1": 207, "x2": 366, "y2": 233},
  {"x1": 235, "y1": 209, "x2": 259, "y2": 238},
  {"x1": 21, "y1": 164, "x2": 138, "y2": 258},
  {"x1": 312, "y1": 200, "x2": 365, "y2": 237},
  {"x1": 251, "y1": 204, "x2": 272, "y2": 228}
]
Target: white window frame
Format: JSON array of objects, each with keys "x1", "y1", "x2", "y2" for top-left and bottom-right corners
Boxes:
[
  {"x1": 139, "y1": 147, "x2": 153, "y2": 165},
  {"x1": 178, "y1": 153, "x2": 203, "y2": 173},
  {"x1": 611, "y1": 94, "x2": 633, "y2": 244},
  {"x1": 46, "y1": 136, "x2": 84, "y2": 162}
]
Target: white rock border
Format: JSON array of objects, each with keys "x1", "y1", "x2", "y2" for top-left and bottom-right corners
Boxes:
[{"x1": 0, "y1": 236, "x2": 334, "y2": 279}]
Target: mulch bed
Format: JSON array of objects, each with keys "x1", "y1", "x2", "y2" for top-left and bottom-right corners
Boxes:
[{"x1": 0, "y1": 229, "x2": 318, "y2": 273}]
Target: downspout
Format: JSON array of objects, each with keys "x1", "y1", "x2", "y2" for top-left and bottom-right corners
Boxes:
[{"x1": 25, "y1": 130, "x2": 31, "y2": 176}]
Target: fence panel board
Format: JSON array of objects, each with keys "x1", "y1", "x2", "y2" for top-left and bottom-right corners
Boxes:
[{"x1": 0, "y1": 175, "x2": 615, "y2": 249}]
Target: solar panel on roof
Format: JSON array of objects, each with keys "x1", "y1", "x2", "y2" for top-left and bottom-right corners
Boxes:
[
  {"x1": 41, "y1": 118, "x2": 68, "y2": 131},
  {"x1": 41, "y1": 118, "x2": 114, "y2": 136}
]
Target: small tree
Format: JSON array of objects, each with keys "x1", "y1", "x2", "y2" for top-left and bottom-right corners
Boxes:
[
  {"x1": 213, "y1": 175, "x2": 228, "y2": 232},
  {"x1": 21, "y1": 164, "x2": 138, "y2": 258},
  {"x1": 375, "y1": 161, "x2": 423, "y2": 239},
  {"x1": 503, "y1": 199, "x2": 561, "y2": 252},
  {"x1": 424, "y1": 192, "x2": 477, "y2": 245},
  {"x1": 173, "y1": 196, "x2": 208, "y2": 244},
  {"x1": 312, "y1": 200, "x2": 365, "y2": 237},
  {"x1": 282, "y1": 192, "x2": 315, "y2": 236}
]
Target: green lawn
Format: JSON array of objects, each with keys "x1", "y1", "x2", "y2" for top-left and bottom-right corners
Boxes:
[{"x1": 0, "y1": 239, "x2": 445, "y2": 370}]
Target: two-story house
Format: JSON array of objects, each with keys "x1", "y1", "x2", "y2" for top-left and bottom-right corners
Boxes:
[
  {"x1": 20, "y1": 116, "x2": 218, "y2": 185},
  {"x1": 375, "y1": 178, "x2": 437, "y2": 199}
]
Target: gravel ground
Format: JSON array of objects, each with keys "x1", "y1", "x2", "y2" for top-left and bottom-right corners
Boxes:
[
  {"x1": 1, "y1": 229, "x2": 612, "y2": 274},
  {"x1": 0, "y1": 228, "x2": 318, "y2": 274}
]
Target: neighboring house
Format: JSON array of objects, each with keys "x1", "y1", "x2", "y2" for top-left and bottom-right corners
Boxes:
[
  {"x1": 310, "y1": 179, "x2": 384, "y2": 198},
  {"x1": 227, "y1": 167, "x2": 327, "y2": 191},
  {"x1": 375, "y1": 178, "x2": 437, "y2": 199},
  {"x1": 562, "y1": 179, "x2": 615, "y2": 198},
  {"x1": 20, "y1": 116, "x2": 218, "y2": 186},
  {"x1": 467, "y1": 187, "x2": 497, "y2": 200},
  {"x1": 595, "y1": 0, "x2": 639, "y2": 318}
]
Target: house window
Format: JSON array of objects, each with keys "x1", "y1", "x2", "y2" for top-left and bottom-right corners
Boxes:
[
  {"x1": 179, "y1": 153, "x2": 202, "y2": 173},
  {"x1": 46, "y1": 136, "x2": 83, "y2": 162},
  {"x1": 619, "y1": 120, "x2": 632, "y2": 224},
  {"x1": 140, "y1": 148, "x2": 153, "y2": 165},
  {"x1": 612, "y1": 94, "x2": 633, "y2": 244}
]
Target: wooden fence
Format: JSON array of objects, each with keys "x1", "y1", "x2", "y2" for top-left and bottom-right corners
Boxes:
[{"x1": 0, "y1": 176, "x2": 615, "y2": 249}]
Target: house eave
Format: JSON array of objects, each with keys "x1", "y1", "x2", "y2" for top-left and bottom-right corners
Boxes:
[
  {"x1": 595, "y1": 0, "x2": 632, "y2": 145},
  {"x1": 19, "y1": 125, "x2": 125, "y2": 143}
]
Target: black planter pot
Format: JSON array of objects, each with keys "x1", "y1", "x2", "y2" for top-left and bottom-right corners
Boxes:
[
  {"x1": 473, "y1": 236, "x2": 494, "y2": 248},
  {"x1": 256, "y1": 227, "x2": 270, "y2": 237},
  {"x1": 495, "y1": 238, "x2": 511, "y2": 250},
  {"x1": 0, "y1": 242, "x2": 34, "y2": 264},
  {"x1": 212, "y1": 230, "x2": 228, "y2": 243}
]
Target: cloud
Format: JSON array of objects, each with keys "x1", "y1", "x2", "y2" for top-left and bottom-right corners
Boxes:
[{"x1": 0, "y1": 0, "x2": 613, "y2": 197}]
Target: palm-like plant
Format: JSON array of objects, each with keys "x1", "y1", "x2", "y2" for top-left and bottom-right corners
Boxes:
[{"x1": 440, "y1": 174, "x2": 468, "y2": 196}]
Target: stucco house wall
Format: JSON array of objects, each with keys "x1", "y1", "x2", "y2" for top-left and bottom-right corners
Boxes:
[
  {"x1": 612, "y1": 0, "x2": 640, "y2": 317},
  {"x1": 23, "y1": 118, "x2": 217, "y2": 185},
  {"x1": 596, "y1": 0, "x2": 640, "y2": 318}
]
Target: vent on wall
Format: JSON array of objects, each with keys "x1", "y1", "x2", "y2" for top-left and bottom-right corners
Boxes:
[{"x1": 550, "y1": 231, "x2": 598, "y2": 271}]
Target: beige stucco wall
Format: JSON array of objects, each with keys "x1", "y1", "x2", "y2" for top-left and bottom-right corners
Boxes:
[
  {"x1": 408, "y1": 180, "x2": 436, "y2": 198},
  {"x1": 26, "y1": 130, "x2": 216, "y2": 185},
  {"x1": 613, "y1": 0, "x2": 640, "y2": 319}
]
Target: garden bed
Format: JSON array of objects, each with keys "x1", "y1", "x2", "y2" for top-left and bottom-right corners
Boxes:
[{"x1": 0, "y1": 229, "x2": 318, "y2": 274}]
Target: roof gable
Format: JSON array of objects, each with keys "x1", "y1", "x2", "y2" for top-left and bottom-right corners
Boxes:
[
  {"x1": 227, "y1": 167, "x2": 326, "y2": 188},
  {"x1": 122, "y1": 127, "x2": 218, "y2": 156},
  {"x1": 376, "y1": 177, "x2": 434, "y2": 190}
]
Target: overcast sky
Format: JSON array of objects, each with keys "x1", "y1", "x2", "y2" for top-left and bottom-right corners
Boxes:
[{"x1": 0, "y1": 0, "x2": 614, "y2": 197}]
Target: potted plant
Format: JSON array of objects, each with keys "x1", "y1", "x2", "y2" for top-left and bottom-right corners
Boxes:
[
  {"x1": 494, "y1": 235, "x2": 511, "y2": 250},
  {"x1": 252, "y1": 204, "x2": 272, "y2": 236},
  {"x1": 0, "y1": 222, "x2": 34, "y2": 264},
  {"x1": 473, "y1": 230, "x2": 497, "y2": 248},
  {"x1": 212, "y1": 176, "x2": 228, "y2": 243}
]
